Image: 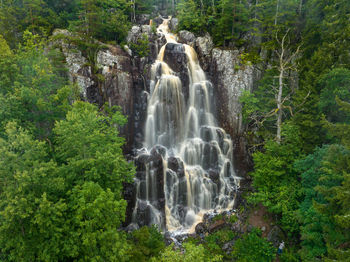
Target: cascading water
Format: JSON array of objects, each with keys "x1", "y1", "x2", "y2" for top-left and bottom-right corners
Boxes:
[{"x1": 131, "y1": 18, "x2": 239, "y2": 233}]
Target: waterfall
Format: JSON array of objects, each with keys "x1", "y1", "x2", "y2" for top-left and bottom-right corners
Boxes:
[{"x1": 131, "y1": 18, "x2": 239, "y2": 233}]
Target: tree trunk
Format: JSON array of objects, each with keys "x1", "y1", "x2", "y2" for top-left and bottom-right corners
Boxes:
[
  {"x1": 274, "y1": 0, "x2": 280, "y2": 26},
  {"x1": 277, "y1": 69, "x2": 283, "y2": 143},
  {"x1": 299, "y1": 0, "x2": 303, "y2": 15}
]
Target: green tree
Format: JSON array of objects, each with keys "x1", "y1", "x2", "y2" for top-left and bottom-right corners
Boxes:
[
  {"x1": 153, "y1": 242, "x2": 222, "y2": 262},
  {"x1": 295, "y1": 145, "x2": 349, "y2": 261},
  {"x1": 0, "y1": 31, "x2": 74, "y2": 139},
  {"x1": 248, "y1": 123, "x2": 303, "y2": 235},
  {"x1": 177, "y1": 0, "x2": 204, "y2": 34},
  {"x1": 232, "y1": 228, "x2": 276, "y2": 262},
  {"x1": 318, "y1": 68, "x2": 350, "y2": 124},
  {"x1": 0, "y1": 102, "x2": 134, "y2": 261},
  {"x1": 128, "y1": 225, "x2": 165, "y2": 261},
  {"x1": 0, "y1": 122, "x2": 66, "y2": 261}
]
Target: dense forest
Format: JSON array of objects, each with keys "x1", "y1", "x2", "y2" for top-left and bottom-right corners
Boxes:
[{"x1": 0, "y1": 0, "x2": 350, "y2": 261}]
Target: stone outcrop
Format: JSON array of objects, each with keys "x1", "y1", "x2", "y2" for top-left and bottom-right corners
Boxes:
[
  {"x1": 178, "y1": 30, "x2": 196, "y2": 47},
  {"x1": 52, "y1": 29, "x2": 136, "y2": 153},
  {"x1": 176, "y1": 31, "x2": 257, "y2": 177}
]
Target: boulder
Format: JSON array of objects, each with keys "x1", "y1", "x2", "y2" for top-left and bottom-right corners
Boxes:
[
  {"x1": 195, "y1": 222, "x2": 207, "y2": 235},
  {"x1": 169, "y1": 17, "x2": 178, "y2": 31},
  {"x1": 127, "y1": 25, "x2": 142, "y2": 43},
  {"x1": 177, "y1": 30, "x2": 196, "y2": 47},
  {"x1": 267, "y1": 226, "x2": 286, "y2": 247},
  {"x1": 208, "y1": 219, "x2": 226, "y2": 233}
]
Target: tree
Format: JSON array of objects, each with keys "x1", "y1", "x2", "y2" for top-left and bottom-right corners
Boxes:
[
  {"x1": 232, "y1": 228, "x2": 276, "y2": 262},
  {"x1": 248, "y1": 123, "x2": 303, "y2": 235},
  {"x1": 177, "y1": 0, "x2": 204, "y2": 34},
  {"x1": 318, "y1": 68, "x2": 350, "y2": 124},
  {"x1": 0, "y1": 102, "x2": 135, "y2": 261},
  {"x1": 128, "y1": 225, "x2": 165, "y2": 261},
  {"x1": 274, "y1": 30, "x2": 301, "y2": 143},
  {"x1": 295, "y1": 145, "x2": 348, "y2": 261},
  {"x1": 152, "y1": 242, "x2": 222, "y2": 262},
  {"x1": 0, "y1": 31, "x2": 75, "y2": 139}
]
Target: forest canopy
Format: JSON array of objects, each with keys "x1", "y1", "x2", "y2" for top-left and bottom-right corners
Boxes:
[{"x1": 1, "y1": 0, "x2": 350, "y2": 261}]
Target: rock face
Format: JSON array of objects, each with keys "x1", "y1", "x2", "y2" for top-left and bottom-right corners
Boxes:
[
  {"x1": 175, "y1": 31, "x2": 257, "y2": 176},
  {"x1": 52, "y1": 30, "x2": 136, "y2": 153},
  {"x1": 178, "y1": 30, "x2": 196, "y2": 47},
  {"x1": 169, "y1": 17, "x2": 178, "y2": 32},
  {"x1": 211, "y1": 48, "x2": 254, "y2": 135},
  {"x1": 195, "y1": 33, "x2": 213, "y2": 71}
]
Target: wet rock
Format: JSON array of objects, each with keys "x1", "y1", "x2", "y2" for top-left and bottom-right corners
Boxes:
[
  {"x1": 178, "y1": 30, "x2": 196, "y2": 47},
  {"x1": 195, "y1": 33, "x2": 213, "y2": 71},
  {"x1": 209, "y1": 219, "x2": 226, "y2": 233},
  {"x1": 125, "y1": 223, "x2": 139, "y2": 233},
  {"x1": 153, "y1": 16, "x2": 164, "y2": 27},
  {"x1": 208, "y1": 169, "x2": 220, "y2": 185},
  {"x1": 136, "y1": 201, "x2": 151, "y2": 227},
  {"x1": 163, "y1": 43, "x2": 190, "y2": 99},
  {"x1": 151, "y1": 145, "x2": 167, "y2": 158},
  {"x1": 164, "y1": 231, "x2": 173, "y2": 246},
  {"x1": 167, "y1": 157, "x2": 185, "y2": 178},
  {"x1": 233, "y1": 190, "x2": 243, "y2": 209},
  {"x1": 169, "y1": 17, "x2": 178, "y2": 32},
  {"x1": 195, "y1": 222, "x2": 207, "y2": 235}
]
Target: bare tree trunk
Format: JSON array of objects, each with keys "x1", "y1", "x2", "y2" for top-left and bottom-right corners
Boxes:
[
  {"x1": 199, "y1": 0, "x2": 204, "y2": 15},
  {"x1": 131, "y1": 0, "x2": 136, "y2": 22},
  {"x1": 299, "y1": 0, "x2": 303, "y2": 15},
  {"x1": 274, "y1": 0, "x2": 280, "y2": 26},
  {"x1": 255, "y1": 0, "x2": 259, "y2": 20},
  {"x1": 277, "y1": 69, "x2": 283, "y2": 143}
]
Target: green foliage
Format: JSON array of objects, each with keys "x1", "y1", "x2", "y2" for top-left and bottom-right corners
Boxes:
[
  {"x1": 70, "y1": 0, "x2": 131, "y2": 43},
  {"x1": 295, "y1": 145, "x2": 342, "y2": 260},
  {"x1": 129, "y1": 34, "x2": 151, "y2": 58},
  {"x1": 128, "y1": 225, "x2": 165, "y2": 261},
  {"x1": 153, "y1": 242, "x2": 223, "y2": 262},
  {"x1": 318, "y1": 68, "x2": 350, "y2": 124},
  {"x1": 248, "y1": 123, "x2": 303, "y2": 235},
  {"x1": 176, "y1": 0, "x2": 205, "y2": 34},
  {"x1": 0, "y1": 102, "x2": 134, "y2": 261},
  {"x1": 204, "y1": 228, "x2": 236, "y2": 260},
  {"x1": 0, "y1": 31, "x2": 76, "y2": 140},
  {"x1": 232, "y1": 228, "x2": 276, "y2": 262}
]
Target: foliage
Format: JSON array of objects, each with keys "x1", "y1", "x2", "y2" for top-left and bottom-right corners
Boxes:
[
  {"x1": 318, "y1": 68, "x2": 350, "y2": 124},
  {"x1": 152, "y1": 242, "x2": 223, "y2": 262},
  {"x1": 0, "y1": 31, "x2": 76, "y2": 140},
  {"x1": 295, "y1": 145, "x2": 348, "y2": 261},
  {"x1": 248, "y1": 123, "x2": 303, "y2": 235},
  {"x1": 204, "y1": 228, "x2": 236, "y2": 260},
  {"x1": 129, "y1": 34, "x2": 151, "y2": 58},
  {"x1": 232, "y1": 228, "x2": 276, "y2": 262},
  {"x1": 0, "y1": 102, "x2": 134, "y2": 261},
  {"x1": 128, "y1": 225, "x2": 165, "y2": 261}
]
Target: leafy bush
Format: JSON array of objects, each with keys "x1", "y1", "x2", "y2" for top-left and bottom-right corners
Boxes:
[
  {"x1": 232, "y1": 228, "x2": 276, "y2": 262},
  {"x1": 129, "y1": 34, "x2": 150, "y2": 58},
  {"x1": 128, "y1": 225, "x2": 165, "y2": 261}
]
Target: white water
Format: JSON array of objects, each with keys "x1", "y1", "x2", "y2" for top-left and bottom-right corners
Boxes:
[{"x1": 132, "y1": 18, "x2": 239, "y2": 233}]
